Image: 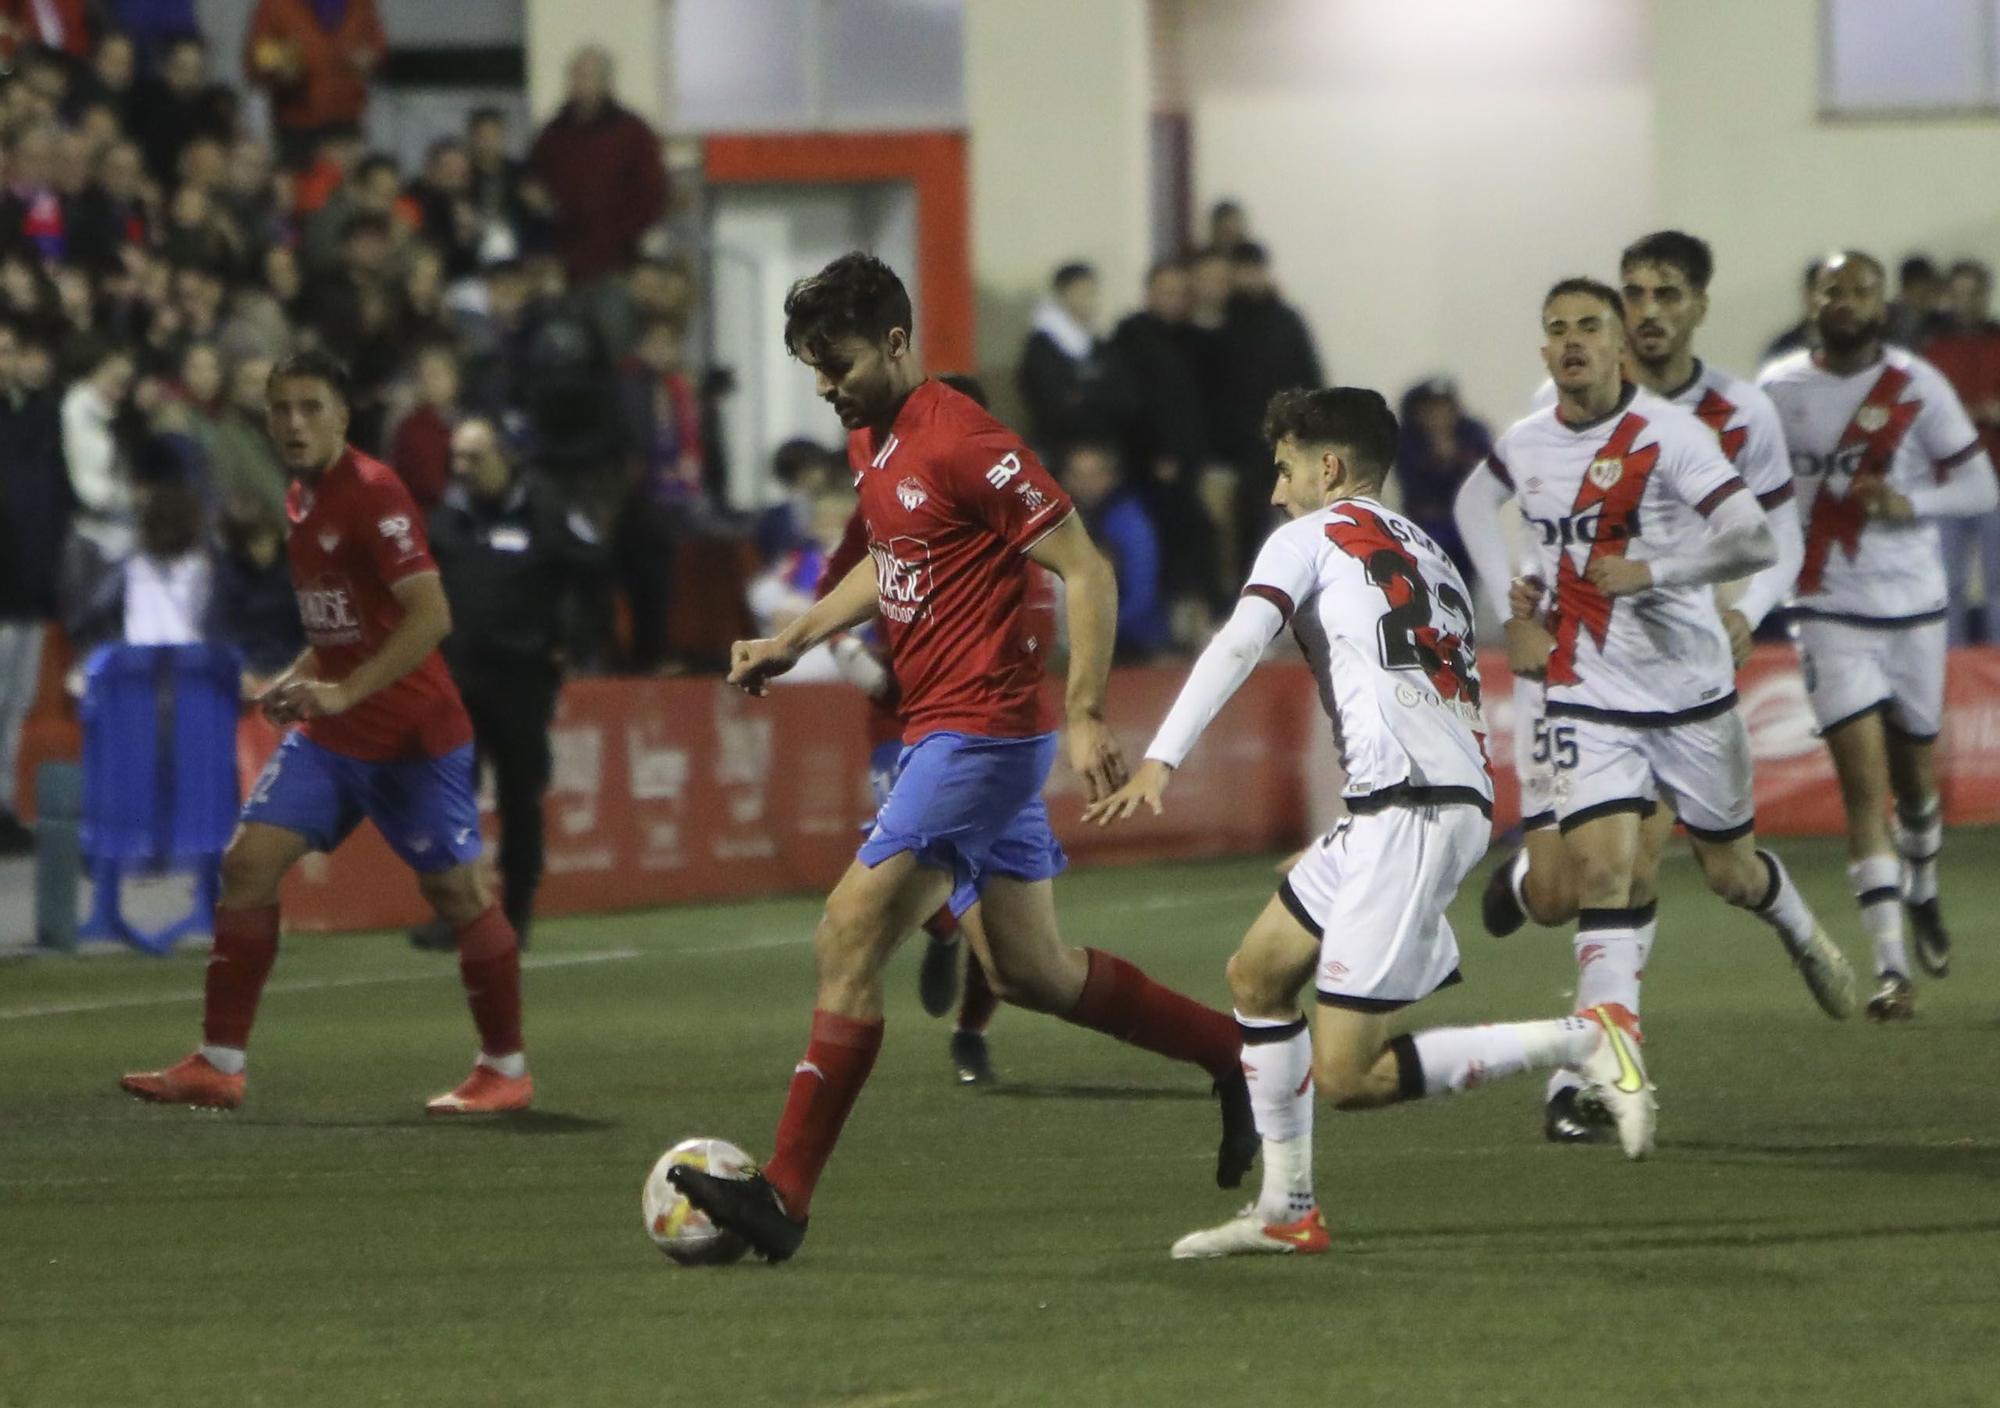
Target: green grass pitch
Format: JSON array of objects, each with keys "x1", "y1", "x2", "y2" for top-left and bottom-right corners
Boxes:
[{"x1": 4, "y1": 834, "x2": 1998, "y2": 1408}]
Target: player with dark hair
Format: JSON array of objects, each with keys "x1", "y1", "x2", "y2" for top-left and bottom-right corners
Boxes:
[
  {"x1": 1760, "y1": 250, "x2": 1998, "y2": 1018},
  {"x1": 1456, "y1": 233, "x2": 1810, "y2": 1138},
  {"x1": 1483, "y1": 279, "x2": 1850, "y2": 1139},
  {"x1": 1087, "y1": 385, "x2": 1656, "y2": 1259},
  {"x1": 667, "y1": 253, "x2": 1255, "y2": 1261},
  {"x1": 120, "y1": 350, "x2": 530, "y2": 1114}
]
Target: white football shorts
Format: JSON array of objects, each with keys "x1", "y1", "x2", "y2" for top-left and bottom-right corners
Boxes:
[
  {"x1": 1280, "y1": 799, "x2": 1491, "y2": 1010},
  {"x1": 1546, "y1": 709, "x2": 1755, "y2": 840},
  {"x1": 1511, "y1": 676, "x2": 1559, "y2": 832},
  {"x1": 1795, "y1": 616, "x2": 1946, "y2": 741}
]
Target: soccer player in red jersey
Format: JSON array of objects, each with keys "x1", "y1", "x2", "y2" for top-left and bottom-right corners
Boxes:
[
  {"x1": 669, "y1": 254, "x2": 1252, "y2": 1261},
  {"x1": 820, "y1": 494, "x2": 1005, "y2": 1084},
  {"x1": 120, "y1": 352, "x2": 529, "y2": 1114}
]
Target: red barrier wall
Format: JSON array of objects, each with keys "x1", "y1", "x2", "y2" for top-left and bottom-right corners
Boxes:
[
  {"x1": 265, "y1": 667, "x2": 1317, "y2": 932},
  {"x1": 239, "y1": 646, "x2": 2000, "y2": 933}
]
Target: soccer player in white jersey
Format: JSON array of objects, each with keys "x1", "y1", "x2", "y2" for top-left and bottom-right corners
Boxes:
[
  {"x1": 1759, "y1": 251, "x2": 1998, "y2": 1020},
  {"x1": 1085, "y1": 387, "x2": 1657, "y2": 1260},
  {"x1": 1454, "y1": 232, "x2": 1810, "y2": 1140},
  {"x1": 1498, "y1": 277, "x2": 1855, "y2": 1097}
]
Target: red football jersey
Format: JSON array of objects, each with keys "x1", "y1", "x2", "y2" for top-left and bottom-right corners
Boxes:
[
  {"x1": 846, "y1": 379, "x2": 1072, "y2": 742},
  {"x1": 284, "y1": 448, "x2": 474, "y2": 761}
]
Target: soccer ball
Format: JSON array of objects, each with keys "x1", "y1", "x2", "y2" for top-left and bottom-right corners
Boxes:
[{"x1": 642, "y1": 1137, "x2": 754, "y2": 1266}]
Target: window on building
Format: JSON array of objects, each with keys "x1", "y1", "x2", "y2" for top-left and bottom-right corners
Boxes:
[{"x1": 1822, "y1": 0, "x2": 2000, "y2": 113}]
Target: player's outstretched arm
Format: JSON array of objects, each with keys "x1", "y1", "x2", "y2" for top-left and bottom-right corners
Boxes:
[
  {"x1": 291, "y1": 573, "x2": 451, "y2": 718},
  {"x1": 1083, "y1": 593, "x2": 1284, "y2": 827},
  {"x1": 1027, "y1": 513, "x2": 1127, "y2": 803},
  {"x1": 729, "y1": 555, "x2": 879, "y2": 697}
]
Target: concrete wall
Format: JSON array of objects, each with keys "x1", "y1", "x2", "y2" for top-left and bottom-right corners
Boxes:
[
  {"x1": 1652, "y1": 0, "x2": 2000, "y2": 376},
  {"x1": 964, "y1": 0, "x2": 1152, "y2": 413},
  {"x1": 1168, "y1": 0, "x2": 1654, "y2": 429}
]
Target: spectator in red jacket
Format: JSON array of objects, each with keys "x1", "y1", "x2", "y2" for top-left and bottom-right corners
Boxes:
[
  {"x1": 1926, "y1": 259, "x2": 2000, "y2": 644},
  {"x1": 244, "y1": 0, "x2": 387, "y2": 169},
  {"x1": 527, "y1": 47, "x2": 667, "y2": 286},
  {"x1": 388, "y1": 342, "x2": 459, "y2": 511}
]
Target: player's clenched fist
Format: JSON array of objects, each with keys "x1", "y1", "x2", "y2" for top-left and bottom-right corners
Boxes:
[
  {"x1": 728, "y1": 637, "x2": 798, "y2": 697},
  {"x1": 1507, "y1": 573, "x2": 1545, "y2": 622},
  {"x1": 257, "y1": 676, "x2": 313, "y2": 724},
  {"x1": 1585, "y1": 557, "x2": 1654, "y2": 598},
  {"x1": 1082, "y1": 758, "x2": 1170, "y2": 827},
  {"x1": 1065, "y1": 715, "x2": 1128, "y2": 804}
]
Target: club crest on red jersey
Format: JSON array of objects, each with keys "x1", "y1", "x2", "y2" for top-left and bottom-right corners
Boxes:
[
  {"x1": 896, "y1": 477, "x2": 927, "y2": 512},
  {"x1": 317, "y1": 530, "x2": 340, "y2": 552}
]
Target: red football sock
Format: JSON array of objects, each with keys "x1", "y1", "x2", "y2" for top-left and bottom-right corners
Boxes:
[
  {"x1": 455, "y1": 905, "x2": 523, "y2": 1058},
  {"x1": 1063, "y1": 947, "x2": 1239, "y2": 1080},
  {"x1": 761, "y1": 1009, "x2": 884, "y2": 1219},
  {"x1": 921, "y1": 906, "x2": 959, "y2": 941},
  {"x1": 201, "y1": 903, "x2": 280, "y2": 1049},
  {"x1": 956, "y1": 951, "x2": 998, "y2": 1035}
]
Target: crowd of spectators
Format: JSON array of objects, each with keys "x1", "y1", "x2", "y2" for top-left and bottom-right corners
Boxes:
[
  {"x1": 0, "y1": 11, "x2": 707, "y2": 845},
  {"x1": 1003, "y1": 205, "x2": 1328, "y2": 658}
]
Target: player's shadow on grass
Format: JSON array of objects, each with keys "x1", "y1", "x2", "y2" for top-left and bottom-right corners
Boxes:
[
  {"x1": 979, "y1": 1083, "x2": 1209, "y2": 1103},
  {"x1": 1668, "y1": 1138, "x2": 2000, "y2": 1180}
]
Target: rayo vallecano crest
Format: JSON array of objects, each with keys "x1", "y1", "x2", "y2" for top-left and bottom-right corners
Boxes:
[
  {"x1": 1587, "y1": 455, "x2": 1624, "y2": 490},
  {"x1": 896, "y1": 477, "x2": 927, "y2": 511},
  {"x1": 1855, "y1": 404, "x2": 1890, "y2": 434}
]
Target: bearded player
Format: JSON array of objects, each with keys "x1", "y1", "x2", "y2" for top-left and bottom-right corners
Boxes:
[
  {"x1": 667, "y1": 254, "x2": 1254, "y2": 1262},
  {"x1": 1087, "y1": 386, "x2": 1656, "y2": 1261},
  {"x1": 1760, "y1": 251, "x2": 1998, "y2": 1019},
  {"x1": 121, "y1": 352, "x2": 529, "y2": 1113},
  {"x1": 1454, "y1": 232, "x2": 1810, "y2": 1139}
]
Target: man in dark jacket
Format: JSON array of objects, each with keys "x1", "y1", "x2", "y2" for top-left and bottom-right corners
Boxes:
[
  {"x1": 1216, "y1": 240, "x2": 1322, "y2": 571},
  {"x1": 1109, "y1": 258, "x2": 1218, "y2": 614},
  {"x1": 0, "y1": 321, "x2": 71, "y2": 851},
  {"x1": 411, "y1": 418, "x2": 604, "y2": 949},
  {"x1": 1017, "y1": 261, "x2": 1130, "y2": 466},
  {"x1": 527, "y1": 48, "x2": 668, "y2": 285}
]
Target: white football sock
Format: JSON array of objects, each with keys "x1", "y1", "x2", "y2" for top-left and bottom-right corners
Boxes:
[
  {"x1": 1406, "y1": 1017, "x2": 1597, "y2": 1097},
  {"x1": 1549, "y1": 906, "x2": 1653, "y2": 1102},
  {"x1": 1752, "y1": 851, "x2": 1818, "y2": 955},
  {"x1": 1236, "y1": 1011, "x2": 1315, "y2": 1221},
  {"x1": 1574, "y1": 909, "x2": 1643, "y2": 1017},
  {"x1": 1894, "y1": 798, "x2": 1942, "y2": 905},
  {"x1": 478, "y1": 1051, "x2": 527, "y2": 1079},
  {"x1": 1849, "y1": 853, "x2": 1908, "y2": 978},
  {"x1": 198, "y1": 1044, "x2": 245, "y2": 1075}
]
